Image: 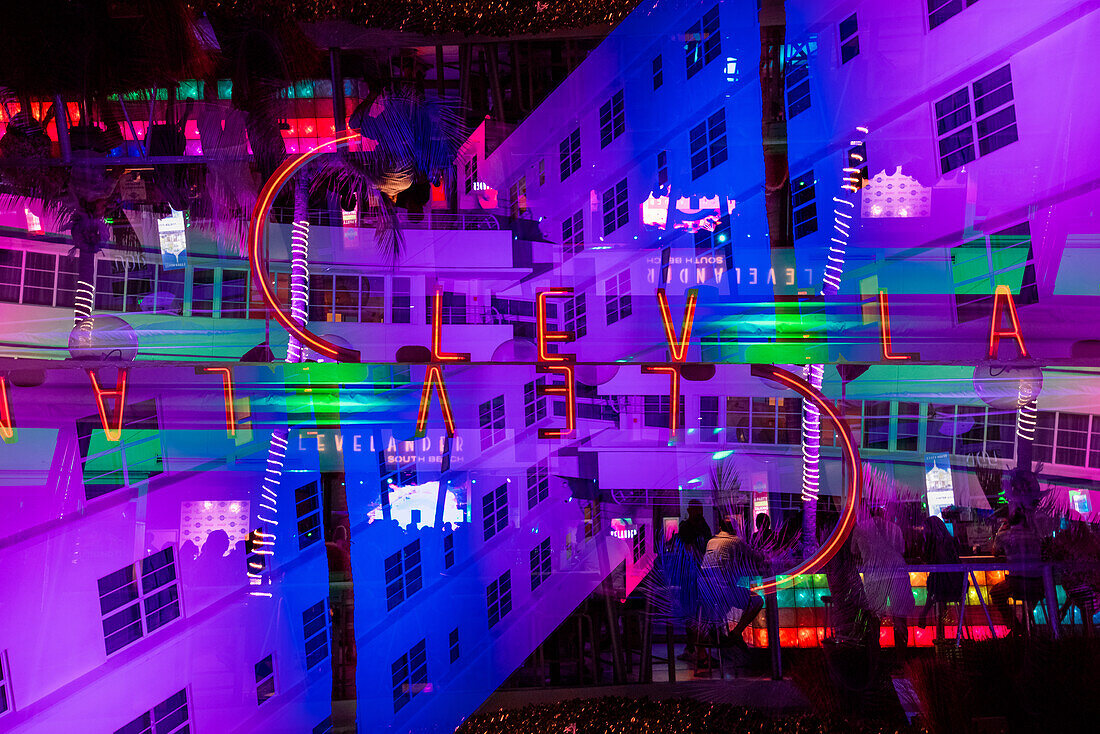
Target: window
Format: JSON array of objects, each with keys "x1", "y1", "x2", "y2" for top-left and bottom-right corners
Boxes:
[
  {"x1": 602, "y1": 178, "x2": 629, "y2": 235},
  {"x1": 313, "y1": 716, "x2": 334, "y2": 734},
  {"x1": 562, "y1": 210, "x2": 584, "y2": 257},
  {"x1": 862, "y1": 401, "x2": 890, "y2": 450},
  {"x1": 479, "y1": 395, "x2": 506, "y2": 449},
  {"x1": 221, "y1": 268, "x2": 248, "y2": 318},
  {"x1": 839, "y1": 13, "x2": 859, "y2": 63},
  {"x1": 385, "y1": 539, "x2": 423, "y2": 610},
  {"x1": 563, "y1": 292, "x2": 587, "y2": 339},
  {"x1": 113, "y1": 689, "x2": 189, "y2": 734},
  {"x1": 1033, "y1": 411, "x2": 1056, "y2": 465},
  {"x1": 527, "y1": 459, "x2": 550, "y2": 509},
  {"x1": 98, "y1": 547, "x2": 181, "y2": 655},
  {"x1": 391, "y1": 639, "x2": 428, "y2": 713},
  {"x1": 643, "y1": 395, "x2": 685, "y2": 429},
  {"x1": 425, "y1": 290, "x2": 466, "y2": 325},
  {"x1": 443, "y1": 532, "x2": 455, "y2": 569},
  {"x1": 792, "y1": 170, "x2": 818, "y2": 239},
  {"x1": 486, "y1": 570, "x2": 513, "y2": 628},
  {"x1": 538, "y1": 159, "x2": 545, "y2": 186},
  {"x1": 897, "y1": 402, "x2": 921, "y2": 451},
  {"x1": 652, "y1": 54, "x2": 663, "y2": 89},
  {"x1": 509, "y1": 176, "x2": 527, "y2": 217},
  {"x1": 599, "y1": 90, "x2": 625, "y2": 148},
  {"x1": 694, "y1": 218, "x2": 732, "y2": 261},
  {"x1": 464, "y1": 155, "x2": 478, "y2": 194},
  {"x1": 685, "y1": 5, "x2": 721, "y2": 79},
  {"x1": 657, "y1": 150, "x2": 668, "y2": 187},
  {"x1": 1089, "y1": 417, "x2": 1100, "y2": 470},
  {"x1": 985, "y1": 409, "x2": 1017, "y2": 460},
  {"x1": 255, "y1": 654, "x2": 276, "y2": 705},
  {"x1": 785, "y1": 45, "x2": 811, "y2": 118},
  {"x1": 530, "y1": 538, "x2": 552, "y2": 590},
  {"x1": 700, "y1": 396, "x2": 720, "y2": 443},
  {"x1": 726, "y1": 397, "x2": 802, "y2": 444},
  {"x1": 22, "y1": 251, "x2": 56, "y2": 305},
  {"x1": 78, "y1": 399, "x2": 163, "y2": 500},
  {"x1": 559, "y1": 127, "x2": 581, "y2": 181},
  {"x1": 0, "y1": 250, "x2": 21, "y2": 303},
  {"x1": 689, "y1": 109, "x2": 728, "y2": 179},
  {"x1": 307, "y1": 274, "x2": 383, "y2": 323},
  {"x1": 633, "y1": 525, "x2": 647, "y2": 562},
  {"x1": 1055, "y1": 413, "x2": 1090, "y2": 467},
  {"x1": 929, "y1": 0, "x2": 980, "y2": 30},
  {"x1": 936, "y1": 64, "x2": 1016, "y2": 174},
  {"x1": 482, "y1": 483, "x2": 509, "y2": 540},
  {"x1": 295, "y1": 480, "x2": 323, "y2": 550},
  {"x1": 302, "y1": 599, "x2": 329, "y2": 669},
  {"x1": 605, "y1": 270, "x2": 632, "y2": 325},
  {"x1": 191, "y1": 268, "x2": 215, "y2": 316},
  {"x1": 951, "y1": 222, "x2": 1037, "y2": 323},
  {"x1": 524, "y1": 378, "x2": 548, "y2": 427},
  {"x1": 392, "y1": 277, "x2": 412, "y2": 324},
  {"x1": 0, "y1": 650, "x2": 11, "y2": 715},
  {"x1": 449, "y1": 627, "x2": 460, "y2": 663}
]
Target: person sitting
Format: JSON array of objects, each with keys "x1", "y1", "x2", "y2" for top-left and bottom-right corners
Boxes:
[
  {"x1": 918, "y1": 515, "x2": 965, "y2": 640},
  {"x1": 990, "y1": 507, "x2": 1045, "y2": 636},
  {"x1": 699, "y1": 517, "x2": 764, "y2": 653}
]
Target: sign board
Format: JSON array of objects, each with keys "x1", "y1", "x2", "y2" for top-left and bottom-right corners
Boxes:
[{"x1": 924, "y1": 452, "x2": 955, "y2": 518}]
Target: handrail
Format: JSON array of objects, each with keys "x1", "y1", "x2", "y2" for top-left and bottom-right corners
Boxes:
[{"x1": 264, "y1": 207, "x2": 500, "y2": 231}]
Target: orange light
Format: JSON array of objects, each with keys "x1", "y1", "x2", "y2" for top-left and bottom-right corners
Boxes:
[
  {"x1": 749, "y1": 364, "x2": 861, "y2": 595},
  {"x1": 536, "y1": 288, "x2": 575, "y2": 363},
  {"x1": 641, "y1": 365, "x2": 680, "y2": 432},
  {"x1": 416, "y1": 364, "x2": 456, "y2": 437},
  {"x1": 878, "y1": 290, "x2": 914, "y2": 360},
  {"x1": 656, "y1": 288, "x2": 697, "y2": 363},
  {"x1": 199, "y1": 366, "x2": 236, "y2": 437},
  {"x1": 0, "y1": 376, "x2": 14, "y2": 441},
  {"x1": 431, "y1": 289, "x2": 471, "y2": 362},
  {"x1": 248, "y1": 130, "x2": 362, "y2": 362},
  {"x1": 537, "y1": 364, "x2": 575, "y2": 439},
  {"x1": 87, "y1": 369, "x2": 129, "y2": 442},
  {"x1": 988, "y1": 284, "x2": 1029, "y2": 359}
]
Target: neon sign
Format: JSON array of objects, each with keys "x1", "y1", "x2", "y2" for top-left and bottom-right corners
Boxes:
[{"x1": 640, "y1": 187, "x2": 736, "y2": 233}]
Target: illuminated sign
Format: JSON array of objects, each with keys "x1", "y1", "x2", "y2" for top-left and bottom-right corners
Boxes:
[
  {"x1": 1070, "y1": 489, "x2": 1091, "y2": 515},
  {"x1": 640, "y1": 187, "x2": 735, "y2": 232},
  {"x1": 297, "y1": 429, "x2": 463, "y2": 467},
  {"x1": 157, "y1": 207, "x2": 187, "y2": 270},
  {"x1": 924, "y1": 453, "x2": 955, "y2": 518}
]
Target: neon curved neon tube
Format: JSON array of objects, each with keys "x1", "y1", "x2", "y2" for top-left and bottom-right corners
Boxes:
[
  {"x1": 248, "y1": 131, "x2": 363, "y2": 363},
  {"x1": 749, "y1": 364, "x2": 862, "y2": 594}
]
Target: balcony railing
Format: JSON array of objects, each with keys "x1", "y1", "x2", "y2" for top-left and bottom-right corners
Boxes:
[{"x1": 265, "y1": 207, "x2": 500, "y2": 231}]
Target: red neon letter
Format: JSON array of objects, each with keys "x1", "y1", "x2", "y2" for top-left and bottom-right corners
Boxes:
[
  {"x1": 431, "y1": 289, "x2": 471, "y2": 362},
  {"x1": 88, "y1": 369, "x2": 129, "y2": 442},
  {"x1": 417, "y1": 364, "x2": 456, "y2": 437},
  {"x1": 657, "y1": 288, "x2": 697, "y2": 363},
  {"x1": 878, "y1": 290, "x2": 914, "y2": 361},
  {"x1": 199, "y1": 366, "x2": 237, "y2": 437},
  {"x1": 536, "y1": 288, "x2": 576, "y2": 363},
  {"x1": 988, "y1": 284, "x2": 1028, "y2": 359},
  {"x1": 537, "y1": 364, "x2": 575, "y2": 439},
  {"x1": 0, "y1": 376, "x2": 14, "y2": 441},
  {"x1": 642, "y1": 365, "x2": 681, "y2": 431}
]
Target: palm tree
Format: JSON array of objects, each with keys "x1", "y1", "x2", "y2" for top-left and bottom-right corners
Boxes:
[{"x1": 0, "y1": 0, "x2": 211, "y2": 325}]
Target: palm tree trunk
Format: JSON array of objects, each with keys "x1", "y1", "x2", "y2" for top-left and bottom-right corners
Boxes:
[
  {"x1": 286, "y1": 175, "x2": 310, "y2": 362},
  {"x1": 71, "y1": 210, "x2": 99, "y2": 326}
]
